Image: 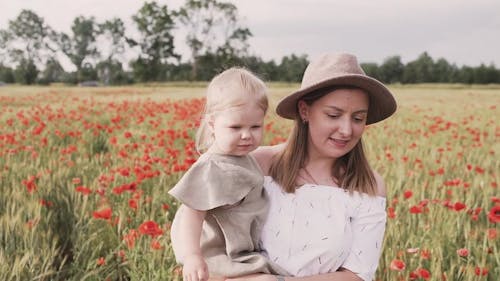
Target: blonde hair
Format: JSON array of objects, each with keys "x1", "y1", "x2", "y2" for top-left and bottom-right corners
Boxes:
[
  {"x1": 195, "y1": 67, "x2": 268, "y2": 153},
  {"x1": 269, "y1": 86, "x2": 377, "y2": 195}
]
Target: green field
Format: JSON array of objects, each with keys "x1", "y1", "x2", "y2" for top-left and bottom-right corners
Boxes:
[{"x1": 0, "y1": 84, "x2": 498, "y2": 281}]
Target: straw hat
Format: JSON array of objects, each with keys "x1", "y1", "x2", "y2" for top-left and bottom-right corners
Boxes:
[{"x1": 276, "y1": 53, "x2": 397, "y2": 124}]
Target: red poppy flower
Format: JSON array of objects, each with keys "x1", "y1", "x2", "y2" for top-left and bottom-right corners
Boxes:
[
  {"x1": 22, "y1": 175, "x2": 37, "y2": 193},
  {"x1": 389, "y1": 259, "x2": 406, "y2": 271},
  {"x1": 139, "y1": 220, "x2": 163, "y2": 237},
  {"x1": 93, "y1": 207, "x2": 112, "y2": 220},
  {"x1": 116, "y1": 249, "x2": 126, "y2": 261},
  {"x1": 409, "y1": 271, "x2": 418, "y2": 280},
  {"x1": 487, "y1": 205, "x2": 500, "y2": 223},
  {"x1": 403, "y1": 190, "x2": 413, "y2": 199},
  {"x1": 387, "y1": 207, "x2": 396, "y2": 219},
  {"x1": 123, "y1": 229, "x2": 139, "y2": 249},
  {"x1": 409, "y1": 205, "x2": 423, "y2": 214},
  {"x1": 487, "y1": 228, "x2": 497, "y2": 239},
  {"x1": 97, "y1": 257, "x2": 106, "y2": 266},
  {"x1": 474, "y1": 266, "x2": 488, "y2": 276},
  {"x1": 75, "y1": 186, "x2": 92, "y2": 195},
  {"x1": 457, "y1": 248, "x2": 469, "y2": 257},
  {"x1": 420, "y1": 249, "x2": 431, "y2": 259},
  {"x1": 453, "y1": 202, "x2": 466, "y2": 211},
  {"x1": 128, "y1": 199, "x2": 138, "y2": 210},
  {"x1": 151, "y1": 239, "x2": 163, "y2": 250},
  {"x1": 416, "y1": 268, "x2": 431, "y2": 280}
]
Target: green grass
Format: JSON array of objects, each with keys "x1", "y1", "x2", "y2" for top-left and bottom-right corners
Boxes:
[{"x1": 0, "y1": 84, "x2": 498, "y2": 280}]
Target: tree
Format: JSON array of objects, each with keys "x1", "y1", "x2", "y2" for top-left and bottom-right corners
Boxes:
[
  {"x1": 361, "y1": 63, "x2": 381, "y2": 81},
  {"x1": 241, "y1": 56, "x2": 280, "y2": 81},
  {"x1": 38, "y1": 58, "x2": 65, "y2": 84},
  {"x1": 129, "y1": 1, "x2": 177, "y2": 82},
  {"x1": 0, "y1": 64, "x2": 15, "y2": 83},
  {"x1": 413, "y1": 52, "x2": 435, "y2": 83},
  {"x1": 0, "y1": 10, "x2": 57, "y2": 66},
  {"x1": 433, "y1": 58, "x2": 453, "y2": 83},
  {"x1": 278, "y1": 54, "x2": 309, "y2": 82},
  {"x1": 402, "y1": 62, "x2": 417, "y2": 84},
  {"x1": 379, "y1": 56, "x2": 404, "y2": 83},
  {"x1": 0, "y1": 30, "x2": 10, "y2": 65},
  {"x1": 0, "y1": 10, "x2": 59, "y2": 84},
  {"x1": 14, "y1": 58, "x2": 39, "y2": 84},
  {"x1": 96, "y1": 60, "x2": 131, "y2": 85},
  {"x1": 96, "y1": 18, "x2": 129, "y2": 84},
  {"x1": 176, "y1": 0, "x2": 252, "y2": 79},
  {"x1": 97, "y1": 18, "x2": 127, "y2": 62},
  {"x1": 79, "y1": 63, "x2": 98, "y2": 82},
  {"x1": 458, "y1": 66, "x2": 474, "y2": 84},
  {"x1": 58, "y1": 16, "x2": 99, "y2": 82}
]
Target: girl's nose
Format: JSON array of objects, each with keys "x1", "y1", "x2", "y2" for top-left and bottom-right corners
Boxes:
[{"x1": 241, "y1": 130, "x2": 251, "y2": 139}]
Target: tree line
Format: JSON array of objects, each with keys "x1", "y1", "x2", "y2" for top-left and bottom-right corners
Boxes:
[{"x1": 0, "y1": 0, "x2": 499, "y2": 85}]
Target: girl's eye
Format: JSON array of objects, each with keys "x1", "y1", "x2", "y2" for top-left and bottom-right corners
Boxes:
[
  {"x1": 251, "y1": 125, "x2": 261, "y2": 129},
  {"x1": 230, "y1": 126, "x2": 241, "y2": 129}
]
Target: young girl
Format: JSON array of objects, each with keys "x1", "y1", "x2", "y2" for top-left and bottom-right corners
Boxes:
[{"x1": 169, "y1": 68, "x2": 284, "y2": 281}]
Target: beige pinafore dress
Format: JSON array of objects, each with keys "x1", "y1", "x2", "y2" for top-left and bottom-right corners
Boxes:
[{"x1": 169, "y1": 153, "x2": 286, "y2": 277}]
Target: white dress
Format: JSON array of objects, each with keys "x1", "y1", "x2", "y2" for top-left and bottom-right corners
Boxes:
[{"x1": 260, "y1": 176, "x2": 387, "y2": 281}]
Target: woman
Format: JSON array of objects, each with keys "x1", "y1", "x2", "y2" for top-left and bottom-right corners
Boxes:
[{"x1": 228, "y1": 53, "x2": 397, "y2": 281}]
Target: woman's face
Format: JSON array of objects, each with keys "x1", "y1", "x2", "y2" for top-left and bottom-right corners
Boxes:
[{"x1": 298, "y1": 88, "x2": 369, "y2": 160}]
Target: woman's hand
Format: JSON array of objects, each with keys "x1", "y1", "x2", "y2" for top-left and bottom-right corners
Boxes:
[{"x1": 182, "y1": 254, "x2": 209, "y2": 281}]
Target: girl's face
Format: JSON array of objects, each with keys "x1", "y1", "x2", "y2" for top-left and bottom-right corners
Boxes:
[
  {"x1": 298, "y1": 88, "x2": 368, "y2": 160},
  {"x1": 208, "y1": 102, "x2": 265, "y2": 156}
]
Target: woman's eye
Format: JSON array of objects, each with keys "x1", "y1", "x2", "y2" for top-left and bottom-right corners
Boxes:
[
  {"x1": 251, "y1": 125, "x2": 261, "y2": 129},
  {"x1": 230, "y1": 126, "x2": 241, "y2": 129},
  {"x1": 327, "y1": 114, "x2": 339, "y2": 119}
]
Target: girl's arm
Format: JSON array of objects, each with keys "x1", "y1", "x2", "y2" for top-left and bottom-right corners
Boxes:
[{"x1": 171, "y1": 204, "x2": 209, "y2": 281}]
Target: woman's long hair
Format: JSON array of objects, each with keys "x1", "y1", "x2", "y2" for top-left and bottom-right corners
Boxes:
[{"x1": 269, "y1": 86, "x2": 377, "y2": 195}]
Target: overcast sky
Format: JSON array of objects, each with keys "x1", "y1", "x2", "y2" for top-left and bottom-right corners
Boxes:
[{"x1": 1, "y1": 0, "x2": 499, "y2": 67}]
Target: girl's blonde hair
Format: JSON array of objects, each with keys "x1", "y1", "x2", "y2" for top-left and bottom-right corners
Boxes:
[
  {"x1": 269, "y1": 86, "x2": 377, "y2": 195},
  {"x1": 195, "y1": 67, "x2": 268, "y2": 153}
]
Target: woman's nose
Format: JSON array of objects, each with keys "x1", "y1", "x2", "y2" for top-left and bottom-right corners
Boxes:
[{"x1": 338, "y1": 119, "x2": 352, "y2": 137}]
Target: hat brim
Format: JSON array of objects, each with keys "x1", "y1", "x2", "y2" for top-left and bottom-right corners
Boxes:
[{"x1": 276, "y1": 74, "x2": 397, "y2": 124}]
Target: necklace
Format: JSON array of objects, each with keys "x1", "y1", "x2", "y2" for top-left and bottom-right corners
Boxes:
[{"x1": 302, "y1": 166, "x2": 319, "y2": 185}]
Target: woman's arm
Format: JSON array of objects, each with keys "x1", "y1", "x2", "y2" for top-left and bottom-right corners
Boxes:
[
  {"x1": 224, "y1": 270, "x2": 362, "y2": 281},
  {"x1": 340, "y1": 171, "x2": 387, "y2": 281},
  {"x1": 373, "y1": 170, "x2": 387, "y2": 197},
  {"x1": 251, "y1": 143, "x2": 285, "y2": 175}
]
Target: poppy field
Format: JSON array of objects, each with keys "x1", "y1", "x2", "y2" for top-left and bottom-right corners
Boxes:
[{"x1": 0, "y1": 84, "x2": 498, "y2": 281}]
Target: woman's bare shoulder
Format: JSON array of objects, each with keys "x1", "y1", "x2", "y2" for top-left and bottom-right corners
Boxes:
[
  {"x1": 251, "y1": 143, "x2": 285, "y2": 175},
  {"x1": 372, "y1": 170, "x2": 387, "y2": 197}
]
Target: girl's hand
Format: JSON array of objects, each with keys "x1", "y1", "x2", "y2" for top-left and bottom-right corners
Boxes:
[{"x1": 182, "y1": 254, "x2": 209, "y2": 281}]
